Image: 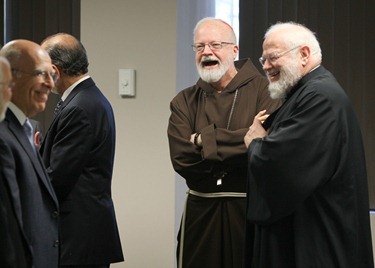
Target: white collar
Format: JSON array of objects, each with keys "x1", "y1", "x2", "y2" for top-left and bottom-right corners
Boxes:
[
  {"x1": 8, "y1": 102, "x2": 27, "y2": 125},
  {"x1": 61, "y1": 75, "x2": 90, "y2": 101}
]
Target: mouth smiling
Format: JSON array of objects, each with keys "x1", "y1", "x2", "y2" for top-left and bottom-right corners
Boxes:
[
  {"x1": 267, "y1": 70, "x2": 280, "y2": 80},
  {"x1": 34, "y1": 89, "x2": 49, "y2": 102}
]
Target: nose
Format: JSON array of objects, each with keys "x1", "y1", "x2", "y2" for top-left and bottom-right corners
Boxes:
[
  {"x1": 202, "y1": 44, "x2": 213, "y2": 54},
  {"x1": 262, "y1": 59, "x2": 272, "y2": 71},
  {"x1": 43, "y1": 73, "x2": 55, "y2": 90}
]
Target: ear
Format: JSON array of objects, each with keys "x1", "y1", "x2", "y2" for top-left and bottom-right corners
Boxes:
[
  {"x1": 233, "y1": 44, "x2": 239, "y2": 59},
  {"x1": 52, "y1": 64, "x2": 60, "y2": 79},
  {"x1": 300, "y1": 45, "x2": 311, "y2": 66}
]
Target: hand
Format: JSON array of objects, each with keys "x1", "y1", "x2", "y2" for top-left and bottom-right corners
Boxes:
[
  {"x1": 190, "y1": 134, "x2": 195, "y2": 144},
  {"x1": 244, "y1": 110, "x2": 269, "y2": 148},
  {"x1": 190, "y1": 133, "x2": 201, "y2": 146}
]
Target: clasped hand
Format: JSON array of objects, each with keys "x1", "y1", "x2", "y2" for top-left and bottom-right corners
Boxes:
[{"x1": 244, "y1": 110, "x2": 269, "y2": 148}]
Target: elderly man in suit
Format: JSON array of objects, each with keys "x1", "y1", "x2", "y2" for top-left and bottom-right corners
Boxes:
[
  {"x1": 39, "y1": 33, "x2": 124, "y2": 268},
  {"x1": 0, "y1": 56, "x2": 32, "y2": 268},
  {"x1": 0, "y1": 40, "x2": 59, "y2": 268}
]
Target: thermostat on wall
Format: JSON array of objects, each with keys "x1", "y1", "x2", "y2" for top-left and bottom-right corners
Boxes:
[{"x1": 119, "y1": 69, "x2": 136, "y2": 97}]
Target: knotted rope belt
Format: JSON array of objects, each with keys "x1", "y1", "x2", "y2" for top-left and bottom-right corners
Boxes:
[{"x1": 178, "y1": 190, "x2": 246, "y2": 268}]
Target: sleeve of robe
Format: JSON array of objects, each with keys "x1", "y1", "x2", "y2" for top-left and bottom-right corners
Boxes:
[
  {"x1": 167, "y1": 79, "x2": 280, "y2": 182},
  {"x1": 167, "y1": 97, "x2": 248, "y2": 181},
  {"x1": 247, "y1": 82, "x2": 346, "y2": 225}
]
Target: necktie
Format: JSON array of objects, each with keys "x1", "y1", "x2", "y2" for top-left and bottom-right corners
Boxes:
[
  {"x1": 54, "y1": 99, "x2": 63, "y2": 116},
  {"x1": 23, "y1": 118, "x2": 35, "y2": 152}
]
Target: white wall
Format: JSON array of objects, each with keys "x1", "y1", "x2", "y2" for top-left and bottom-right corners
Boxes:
[{"x1": 81, "y1": 1, "x2": 177, "y2": 267}]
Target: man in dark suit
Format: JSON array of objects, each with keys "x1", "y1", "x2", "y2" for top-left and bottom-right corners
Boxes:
[
  {"x1": 0, "y1": 56, "x2": 32, "y2": 267},
  {"x1": 40, "y1": 33, "x2": 124, "y2": 268},
  {"x1": 0, "y1": 40, "x2": 59, "y2": 268}
]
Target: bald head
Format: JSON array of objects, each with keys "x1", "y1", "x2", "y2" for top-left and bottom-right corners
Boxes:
[
  {"x1": 194, "y1": 17, "x2": 237, "y2": 44},
  {"x1": 0, "y1": 57, "x2": 12, "y2": 121},
  {"x1": 1, "y1": 40, "x2": 50, "y2": 70},
  {"x1": 0, "y1": 39, "x2": 55, "y2": 117},
  {"x1": 42, "y1": 33, "x2": 80, "y2": 50},
  {"x1": 41, "y1": 33, "x2": 89, "y2": 77}
]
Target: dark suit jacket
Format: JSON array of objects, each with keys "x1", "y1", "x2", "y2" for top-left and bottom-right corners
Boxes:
[
  {"x1": 40, "y1": 77, "x2": 124, "y2": 265},
  {"x1": 0, "y1": 109, "x2": 59, "y2": 268},
  {"x1": 0, "y1": 137, "x2": 32, "y2": 268}
]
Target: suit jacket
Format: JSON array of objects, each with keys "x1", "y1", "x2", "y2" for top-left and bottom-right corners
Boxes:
[
  {"x1": 40, "y1": 77, "x2": 124, "y2": 265},
  {"x1": 0, "y1": 137, "x2": 32, "y2": 268},
  {"x1": 0, "y1": 110, "x2": 59, "y2": 268}
]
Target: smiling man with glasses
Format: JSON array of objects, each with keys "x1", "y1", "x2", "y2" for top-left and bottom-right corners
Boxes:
[
  {"x1": 168, "y1": 17, "x2": 281, "y2": 268},
  {"x1": 0, "y1": 39, "x2": 59, "y2": 268},
  {"x1": 243, "y1": 21, "x2": 374, "y2": 268}
]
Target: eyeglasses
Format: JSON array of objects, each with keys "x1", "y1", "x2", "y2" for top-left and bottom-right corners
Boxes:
[
  {"x1": 0, "y1": 81, "x2": 15, "y2": 89},
  {"x1": 12, "y1": 68, "x2": 57, "y2": 83},
  {"x1": 192, "y1": 41, "x2": 234, "y2": 53},
  {"x1": 259, "y1": 46, "x2": 301, "y2": 66}
]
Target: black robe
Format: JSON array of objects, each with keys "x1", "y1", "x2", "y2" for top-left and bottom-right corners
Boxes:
[{"x1": 245, "y1": 66, "x2": 374, "y2": 267}]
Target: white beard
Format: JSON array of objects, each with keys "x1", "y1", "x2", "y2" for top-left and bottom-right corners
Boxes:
[
  {"x1": 197, "y1": 56, "x2": 231, "y2": 83},
  {"x1": 268, "y1": 60, "x2": 302, "y2": 99}
]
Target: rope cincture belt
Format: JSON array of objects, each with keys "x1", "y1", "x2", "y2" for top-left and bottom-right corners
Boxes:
[
  {"x1": 178, "y1": 189, "x2": 246, "y2": 268},
  {"x1": 188, "y1": 189, "x2": 246, "y2": 198}
]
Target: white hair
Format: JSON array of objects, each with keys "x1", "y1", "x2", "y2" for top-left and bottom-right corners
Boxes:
[{"x1": 265, "y1": 21, "x2": 322, "y2": 63}]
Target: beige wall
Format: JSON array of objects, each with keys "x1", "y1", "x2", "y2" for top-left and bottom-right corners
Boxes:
[{"x1": 81, "y1": 1, "x2": 177, "y2": 267}]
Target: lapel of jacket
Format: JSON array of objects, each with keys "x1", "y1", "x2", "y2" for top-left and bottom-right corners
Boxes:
[
  {"x1": 6, "y1": 110, "x2": 58, "y2": 205},
  {"x1": 41, "y1": 77, "x2": 95, "y2": 153},
  {"x1": 0, "y1": 138, "x2": 24, "y2": 229}
]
